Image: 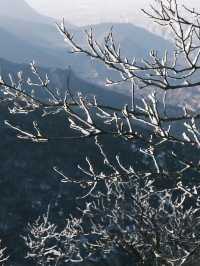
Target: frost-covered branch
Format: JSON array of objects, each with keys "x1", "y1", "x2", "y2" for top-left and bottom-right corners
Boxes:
[{"x1": 1, "y1": 0, "x2": 200, "y2": 265}]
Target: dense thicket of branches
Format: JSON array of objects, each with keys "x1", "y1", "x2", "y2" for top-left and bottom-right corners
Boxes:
[{"x1": 1, "y1": 0, "x2": 200, "y2": 265}]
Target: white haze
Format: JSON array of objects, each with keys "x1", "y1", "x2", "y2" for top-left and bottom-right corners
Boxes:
[
  {"x1": 25, "y1": 0, "x2": 149, "y2": 26},
  {"x1": 25, "y1": 0, "x2": 200, "y2": 27}
]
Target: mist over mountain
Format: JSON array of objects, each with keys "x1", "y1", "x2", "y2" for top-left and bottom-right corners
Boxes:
[
  {"x1": 4, "y1": 0, "x2": 194, "y2": 110},
  {"x1": 0, "y1": 0, "x2": 53, "y2": 23},
  {"x1": 1, "y1": 0, "x2": 198, "y2": 109},
  {"x1": 26, "y1": 0, "x2": 151, "y2": 30},
  {"x1": 75, "y1": 22, "x2": 173, "y2": 59},
  {"x1": 0, "y1": 0, "x2": 75, "y2": 50},
  {"x1": 0, "y1": 26, "x2": 69, "y2": 68},
  {"x1": 25, "y1": 0, "x2": 200, "y2": 40},
  {"x1": 0, "y1": 1, "x2": 174, "y2": 93},
  {"x1": 0, "y1": 1, "x2": 172, "y2": 65}
]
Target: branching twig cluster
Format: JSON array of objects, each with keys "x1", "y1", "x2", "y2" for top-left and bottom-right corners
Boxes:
[
  {"x1": 1, "y1": 0, "x2": 200, "y2": 265},
  {"x1": 0, "y1": 241, "x2": 9, "y2": 266}
]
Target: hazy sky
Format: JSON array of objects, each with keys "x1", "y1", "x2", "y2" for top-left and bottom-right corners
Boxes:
[{"x1": 25, "y1": 0, "x2": 200, "y2": 26}]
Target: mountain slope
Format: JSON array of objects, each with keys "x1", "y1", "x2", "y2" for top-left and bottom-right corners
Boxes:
[
  {"x1": 0, "y1": 58, "x2": 195, "y2": 266},
  {"x1": 0, "y1": 0, "x2": 53, "y2": 23},
  {"x1": 0, "y1": 16, "x2": 64, "y2": 49},
  {"x1": 0, "y1": 57, "x2": 130, "y2": 106},
  {"x1": 0, "y1": 27, "x2": 68, "y2": 67},
  {"x1": 67, "y1": 22, "x2": 174, "y2": 85},
  {"x1": 76, "y1": 22, "x2": 173, "y2": 58},
  {"x1": 0, "y1": 18, "x2": 174, "y2": 83},
  {"x1": 0, "y1": 0, "x2": 174, "y2": 93},
  {"x1": 0, "y1": 0, "x2": 74, "y2": 49}
]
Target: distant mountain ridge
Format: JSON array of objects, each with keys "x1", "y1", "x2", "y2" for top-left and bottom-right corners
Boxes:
[
  {"x1": 0, "y1": 0, "x2": 74, "y2": 50},
  {"x1": 0, "y1": 0, "x2": 53, "y2": 23},
  {"x1": 0, "y1": 0, "x2": 182, "y2": 103},
  {"x1": 0, "y1": 1, "x2": 173, "y2": 60},
  {"x1": 0, "y1": 57, "x2": 131, "y2": 107},
  {"x1": 0, "y1": 19, "x2": 174, "y2": 84},
  {"x1": 0, "y1": 26, "x2": 67, "y2": 67},
  {"x1": 75, "y1": 22, "x2": 173, "y2": 58}
]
